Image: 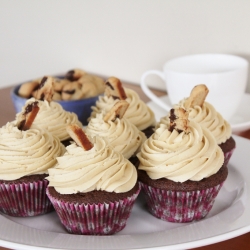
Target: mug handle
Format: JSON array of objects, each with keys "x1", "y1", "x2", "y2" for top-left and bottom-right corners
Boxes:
[{"x1": 140, "y1": 70, "x2": 172, "y2": 111}]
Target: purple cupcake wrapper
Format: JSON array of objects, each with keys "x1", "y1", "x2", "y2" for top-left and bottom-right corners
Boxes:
[
  {"x1": 140, "y1": 182, "x2": 224, "y2": 223},
  {"x1": 46, "y1": 187, "x2": 141, "y2": 235},
  {"x1": 224, "y1": 147, "x2": 235, "y2": 166},
  {"x1": 0, "y1": 179, "x2": 53, "y2": 217}
]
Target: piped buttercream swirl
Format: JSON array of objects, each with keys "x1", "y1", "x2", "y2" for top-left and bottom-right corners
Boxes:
[
  {"x1": 90, "y1": 88, "x2": 156, "y2": 130},
  {"x1": 138, "y1": 120, "x2": 224, "y2": 182},
  {"x1": 86, "y1": 112, "x2": 146, "y2": 159},
  {"x1": 47, "y1": 136, "x2": 137, "y2": 194},
  {"x1": 157, "y1": 100, "x2": 231, "y2": 144},
  {"x1": 17, "y1": 98, "x2": 82, "y2": 141},
  {"x1": 0, "y1": 122, "x2": 65, "y2": 180}
]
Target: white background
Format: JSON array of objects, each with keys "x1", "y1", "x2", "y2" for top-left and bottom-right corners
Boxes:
[{"x1": 1, "y1": 0, "x2": 250, "y2": 91}]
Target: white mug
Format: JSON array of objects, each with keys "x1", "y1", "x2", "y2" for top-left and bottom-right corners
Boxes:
[{"x1": 141, "y1": 54, "x2": 249, "y2": 120}]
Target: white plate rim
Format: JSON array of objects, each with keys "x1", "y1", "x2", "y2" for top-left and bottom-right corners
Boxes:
[{"x1": 0, "y1": 135, "x2": 250, "y2": 250}]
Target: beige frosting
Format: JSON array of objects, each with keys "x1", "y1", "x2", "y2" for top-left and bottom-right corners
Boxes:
[
  {"x1": 0, "y1": 122, "x2": 65, "y2": 180},
  {"x1": 138, "y1": 120, "x2": 224, "y2": 182},
  {"x1": 47, "y1": 136, "x2": 137, "y2": 194},
  {"x1": 157, "y1": 100, "x2": 231, "y2": 144},
  {"x1": 17, "y1": 98, "x2": 82, "y2": 141},
  {"x1": 86, "y1": 112, "x2": 146, "y2": 159},
  {"x1": 90, "y1": 88, "x2": 156, "y2": 130}
]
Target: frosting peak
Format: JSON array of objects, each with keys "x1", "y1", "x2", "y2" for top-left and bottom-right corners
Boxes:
[{"x1": 86, "y1": 112, "x2": 146, "y2": 159}]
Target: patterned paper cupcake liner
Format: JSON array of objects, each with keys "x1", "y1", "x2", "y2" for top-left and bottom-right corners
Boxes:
[
  {"x1": 224, "y1": 148, "x2": 235, "y2": 167},
  {"x1": 46, "y1": 187, "x2": 141, "y2": 235},
  {"x1": 0, "y1": 179, "x2": 53, "y2": 217},
  {"x1": 140, "y1": 182, "x2": 224, "y2": 223}
]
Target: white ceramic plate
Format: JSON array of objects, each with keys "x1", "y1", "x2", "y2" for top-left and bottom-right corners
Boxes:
[
  {"x1": 0, "y1": 135, "x2": 250, "y2": 250},
  {"x1": 147, "y1": 93, "x2": 250, "y2": 134}
]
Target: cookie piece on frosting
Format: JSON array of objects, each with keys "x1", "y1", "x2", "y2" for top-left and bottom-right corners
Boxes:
[
  {"x1": 67, "y1": 124, "x2": 93, "y2": 150},
  {"x1": 184, "y1": 84, "x2": 209, "y2": 109},
  {"x1": 169, "y1": 108, "x2": 189, "y2": 133},
  {"x1": 105, "y1": 77, "x2": 127, "y2": 100},
  {"x1": 16, "y1": 101, "x2": 40, "y2": 131},
  {"x1": 104, "y1": 100, "x2": 129, "y2": 122}
]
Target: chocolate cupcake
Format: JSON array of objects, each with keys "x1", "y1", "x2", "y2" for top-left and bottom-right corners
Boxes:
[
  {"x1": 0, "y1": 102, "x2": 65, "y2": 216},
  {"x1": 138, "y1": 107, "x2": 226, "y2": 223},
  {"x1": 89, "y1": 77, "x2": 156, "y2": 137},
  {"x1": 46, "y1": 124, "x2": 140, "y2": 235},
  {"x1": 157, "y1": 84, "x2": 235, "y2": 166}
]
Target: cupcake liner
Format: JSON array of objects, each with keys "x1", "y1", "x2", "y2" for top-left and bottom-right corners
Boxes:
[
  {"x1": 140, "y1": 182, "x2": 224, "y2": 223},
  {"x1": 224, "y1": 147, "x2": 235, "y2": 166},
  {"x1": 46, "y1": 187, "x2": 140, "y2": 235},
  {"x1": 0, "y1": 179, "x2": 53, "y2": 217}
]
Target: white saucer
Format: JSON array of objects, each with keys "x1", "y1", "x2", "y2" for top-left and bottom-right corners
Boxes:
[{"x1": 147, "y1": 93, "x2": 250, "y2": 134}]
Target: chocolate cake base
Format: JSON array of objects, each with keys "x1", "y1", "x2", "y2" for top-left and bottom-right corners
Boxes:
[
  {"x1": 138, "y1": 164, "x2": 228, "y2": 192},
  {"x1": 219, "y1": 136, "x2": 236, "y2": 154},
  {"x1": 129, "y1": 156, "x2": 140, "y2": 168},
  {"x1": 142, "y1": 126, "x2": 155, "y2": 138},
  {"x1": 47, "y1": 182, "x2": 140, "y2": 205},
  {"x1": 0, "y1": 174, "x2": 48, "y2": 185},
  {"x1": 61, "y1": 138, "x2": 72, "y2": 147}
]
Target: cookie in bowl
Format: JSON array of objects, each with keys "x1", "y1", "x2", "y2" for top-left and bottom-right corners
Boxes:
[{"x1": 11, "y1": 69, "x2": 105, "y2": 125}]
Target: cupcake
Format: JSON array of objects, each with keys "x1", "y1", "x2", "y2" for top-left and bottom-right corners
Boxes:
[
  {"x1": 137, "y1": 107, "x2": 227, "y2": 223},
  {"x1": 86, "y1": 100, "x2": 146, "y2": 166},
  {"x1": 0, "y1": 101, "x2": 65, "y2": 216},
  {"x1": 157, "y1": 84, "x2": 235, "y2": 166},
  {"x1": 18, "y1": 76, "x2": 83, "y2": 146},
  {"x1": 46, "y1": 124, "x2": 140, "y2": 235},
  {"x1": 89, "y1": 77, "x2": 156, "y2": 137}
]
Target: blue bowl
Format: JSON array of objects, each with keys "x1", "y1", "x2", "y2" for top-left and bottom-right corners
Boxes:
[{"x1": 11, "y1": 84, "x2": 99, "y2": 125}]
